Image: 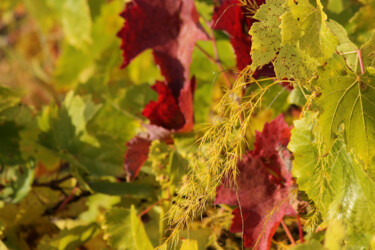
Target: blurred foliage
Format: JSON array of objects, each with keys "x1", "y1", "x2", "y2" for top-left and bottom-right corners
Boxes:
[{"x1": 0, "y1": 0, "x2": 374, "y2": 249}]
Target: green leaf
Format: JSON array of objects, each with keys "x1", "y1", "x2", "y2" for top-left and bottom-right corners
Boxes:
[
  {"x1": 61, "y1": 0, "x2": 92, "y2": 50},
  {"x1": 87, "y1": 103, "x2": 138, "y2": 143},
  {"x1": 283, "y1": 0, "x2": 338, "y2": 61},
  {"x1": 124, "y1": 50, "x2": 164, "y2": 85},
  {"x1": 289, "y1": 112, "x2": 375, "y2": 234},
  {"x1": 63, "y1": 92, "x2": 102, "y2": 146},
  {"x1": 361, "y1": 31, "x2": 375, "y2": 70},
  {"x1": 291, "y1": 240, "x2": 324, "y2": 250},
  {"x1": 245, "y1": 78, "x2": 290, "y2": 115},
  {"x1": 38, "y1": 105, "x2": 127, "y2": 180},
  {"x1": 327, "y1": 0, "x2": 344, "y2": 14},
  {"x1": 54, "y1": 0, "x2": 123, "y2": 87},
  {"x1": 0, "y1": 121, "x2": 23, "y2": 165},
  {"x1": 0, "y1": 86, "x2": 20, "y2": 114},
  {"x1": 119, "y1": 84, "x2": 157, "y2": 117},
  {"x1": 88, "y1": 180, "x2": 156, "y2": 198},
  {"x1": 38, "y1": 223, "x2": 100, "y2": 250},
  {"x1": 104, "y1": 206, "x2": 153, "y2": 250},
  {"x1": 288, "y1": 87, "x2": 307, "y2": 107},
  {"x1": 324, "y1": 220, "x2": 346, "y2": 250},
  {"x1": 274, "y1": 45, "x2": 318, "y2": 84},
  {"x1": 0, "y1": 161, "x2": 35, "y2": 203},
  {"x1": 349, "y1": 1, "x2": 375, "y2": 44},
  {"x1": 23, "y1": 0, "x2": 57, "y2": 32},
  {"x1": 190, "y1": 40, "x2": 235, "y2": 124},
  {"x1": 313, "y1": 55, "x2": 375, "y2": 165},
  {"x1": 167, "y1": 151, "x2": 188, "y2": 186},
  {"x1": 249, "y1": 0, "x2": 287, "y2": 70},
  {"x1": 327, "y1": 20, "x2": 358, "y2": 71},
  {"x1": 250, "y1": 0, "x2": 338, "y2": 84}
]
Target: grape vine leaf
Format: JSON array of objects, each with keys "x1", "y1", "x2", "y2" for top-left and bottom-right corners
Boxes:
[
  {"x1": 124, "y1": 136, "x2": 152, "y2": 181},
  {"x1": 88, "y1": 180, "x2": 156, "y2": 198},
  {"x1": 249, "y1": 0, "x2": 286, "y2": 70},
  {"x1": 313, "y1": 55, "x2": 375, "y2": 165},
  {"x1": 0, "y1": 162, "x2": 35, "y2": 204},
  {"x1": 212, "y1": 0, "x2": 255, "y2": 70},
  {"x1": 215, "y1": 115, "x2": 295, "y2": 249},
  {"x1": 54, "y1": 0, "x2": 123, "y2": 87},
  {"x1": 61, "y1": 0, "x2": 92, "y2": 50},
  {"x1": 142, "y1": 82, "x2": 186, "y2": 130},
  {"x1": 361, "y1": 31, "x2": 375, "y2": 70},
  {"x1": 274, "y1": 45, "x2": 318, "y2": 84},
  {"x1": 288, "y1": 113, "x2": 375, "y2": 242},
  {"x1": 327, "y1": 20, "x2": 358, "y2": 71},
  {"x1": 349, "y1": 0, "x2": 375, "y2": 44},
  {"x1": 63, "y1": 91, "x2": 102, "y2": 146},
  {"x1": 292, "y1": 240, "x2": 325, "y2": 250},
  {"x1": 104, "y1": 206, "x2": 153, "y2": 250},
  {"x1": 118, "y1": 0, "x2": 207, "y2": 98},
  {"x1": 282, "y1": 0, "x2": 338, "y2": 62},
  {"x1": 250, "y1": 0, "x2": 339, "y2": 84},
  {"x1": 124, "y1": 78, "x2": 195, "y2": 181},
  {"x1": 120, "y1": 0, "x2": 205, "y2": 179},
  {"x1": 41, "y1": 223, "x2": 100, "y2": 250}
]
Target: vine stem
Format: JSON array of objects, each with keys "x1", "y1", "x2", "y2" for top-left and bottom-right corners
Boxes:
[
  {"x1": 138, "y1": 198, "x2": 169, "y2": 218},
  {"x1": 57, "y1": 185, "x2": 78, "y2": 213},
  {"x1": 296, "y1": 214, "x2": 304, "y2": 243},
  {"x1": 357, "y1": 49, "x2": 365, "y2": 74},
  {"x1": 280, "y1": 220, "x2": 296, "y2": 245}
]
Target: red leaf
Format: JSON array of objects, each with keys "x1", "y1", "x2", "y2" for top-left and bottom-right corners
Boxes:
[
  {"x1": 142, "y1": 81, "x2": 186, "y2": 130},
  {"x1": 212, "y1": 0, "x2": 252, "y2": 70},
  {"x1": 212, "y1": 0, "x2": 277, "y2": 78},
  {"x1": 252, "y1": 115, "x2": 292, "y2": 183},
  {"x1": 142, "y1": 76, "x2": 196, "y2": 132},
  {"x1": 118, "y1": 0, "x2": 207, "y2": 99},
  {"x1": 120, "y1": 0, "x2": 205, "y2": 180},
  {"x1": 215, "y1": 115, "x2": 295, "y2": 249},
  {"x1": 178, "y1": 76, "x2": 196, "y2": 132},
  {"x1": 124, "y1": 136, "x2": 152, "y2": 181}
]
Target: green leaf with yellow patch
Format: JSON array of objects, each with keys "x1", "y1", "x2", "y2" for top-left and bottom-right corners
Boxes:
[
  {"x1": 313, "y1": 55, "x2": 375, "y2": 165},
  {"x1": 289, "y1": 112, "x2": 375, "y2": 234},
  {"x1": 249, "y1": 0, "x2": 287, "y2": 70}
]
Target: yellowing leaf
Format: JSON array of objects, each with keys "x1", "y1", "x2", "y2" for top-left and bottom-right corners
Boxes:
[
  {"x1": 313, "y1": 55, "x2": 375, "y2": 165},
  {"x1": 283, "y1": 0, "x2": 338, "y2": 62},
  {"x1": 249, "y1": 0, "x2": 286, "y2": 70},
  {"x1": 361, "y1": 31, "x2": 375, "y2": 70},
  {"x1": 327, "y1": 20, "x2": 358, "y2": 71},
  {"x1": 289, "y1": 113, "x2": 375, "y2": 234},
  {"x1": 103, "y1": 206, "x2": 153, "y2": 250},
  {"x1": 274, "y1": 45, "x2": 318, "y2": 84},
  {"x1": 324, "y1": 220, "x2": 346, "y2": 250},
  {"x1": 61, "y1": 0, "x2": 92, "y2": 50}
]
